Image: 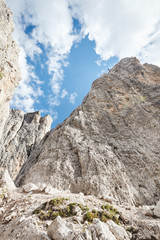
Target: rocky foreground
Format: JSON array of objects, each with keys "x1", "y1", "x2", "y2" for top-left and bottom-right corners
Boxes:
[
  {"x1": 0, "y1": 0, "x2": 160, "y2": 239},
  {"x1": 0, "y1": 172, "x2": 160, "y2": 240}
]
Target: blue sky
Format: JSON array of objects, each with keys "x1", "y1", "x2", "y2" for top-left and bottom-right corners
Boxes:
[
  {"x1": 26, "y1": 32, "x2": 118, "y2": 128},
  {"x1": 6, "y1": 0, "x2": 160, "y2": 128}
]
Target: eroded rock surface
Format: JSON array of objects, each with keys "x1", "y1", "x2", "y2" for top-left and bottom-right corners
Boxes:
[
  {"x1": 16, "y1": 57, "x2": 160, "y2": 206},
  {"x1": 0, "y1": 0, "x2": 21, "y2": 139},
  {"x1": 0, "y1": 109, "x2": 52, "y2": 180}
]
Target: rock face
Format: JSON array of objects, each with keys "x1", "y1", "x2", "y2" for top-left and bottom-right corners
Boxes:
[
  {"x1": 0, "y1": 109, "x2": 52, "y2": 180},
  {"x1": 0, "y1": 0, "x2": 52, "y2": 182},
  {"x1": 16, "y1": 57, "x2": 160, "y2": 206},
  {"x1": 153, "y1": 200, "x2": 160, "y2": 218},
  {"x1": 0, "y1": 0, "x2": 21, "y2": 139}
]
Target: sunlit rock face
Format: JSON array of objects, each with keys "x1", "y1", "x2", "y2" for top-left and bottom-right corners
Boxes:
[
  {"x1": 0, "y1": 0, "x2": 21, "y2": 139},
  {"x1": 16, "y1": 57, "x2": 160, "y2": 206},
  {"x1": 0, "y1": 109, "x2": 52, "y2": 180}
]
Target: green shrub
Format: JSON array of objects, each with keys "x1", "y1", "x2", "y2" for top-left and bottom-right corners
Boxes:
[
  {"x1": 33, "y1": 199, "x2": 120, "y2": 225},
  {"x1": 49, "y1": 198, "x2": 64, "y2": 207},
  {"x1": 84, "y1": 212, "x2": 96, "y2": 222}
]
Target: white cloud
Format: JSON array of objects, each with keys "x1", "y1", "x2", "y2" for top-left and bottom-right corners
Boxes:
[
  {"x1": 7, "y1": 0, "x2": 78, "y2": 112},
  {"x1": 69, "y1": 92, "x2": 78, "y2": 104},
  {"x1": 10, "y1": 47, "x2": 42, "y2": 112},
  {"x1": 69, "y1": 0, "x2": 160, "y2": 66},
  {"x1": 51, "y1": 111, "x2": 58, "y2": 121},
  {"x1": 61, "y1": 89, "x2": 68, "y2": 99},
  {"x1": 138, "y1": 23, "x2": 160, "y2": 66},
  {"x1": 48, "y1": 96, "x2": 60, "y2": 107}
]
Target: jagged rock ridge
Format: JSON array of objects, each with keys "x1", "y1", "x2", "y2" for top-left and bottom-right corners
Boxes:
[
  {"x1": 16, "y1": 57, "x2": 160, "y2": 206},
  {"x1": 0, "y1": 109, "x2": 52, "y2": 180}
]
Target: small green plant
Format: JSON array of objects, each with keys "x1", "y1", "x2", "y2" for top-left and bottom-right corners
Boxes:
[
  {"x1": 101, "y1": 214, "x2": 107, "y2": 222},
  {"x1": 84, "y1": 212, "x2": 97, "y2": 222},
  {"x1": 101, "y1": 204, "x2": 118, "y2": 214},
  {"x1": 78, "y1": 204, "x2": 89, "y2": 212},
  {"x1": 51, "y1": 212, "x2": 59, "y2": 220},
  {"x1": 139, "y1": 95, "x2": 146, "y2": 103},
  {"x1": 0, "y1": 72, "x2": 3, "y2": 79},
  {"x1": 33, "y1": 208, "x2": 42, "y2": 215},
  {"x1": 101, "y1": 205, "x2": 105, "y2": 210},
  {"x1": 84, "y1": 208, "x2": 120, "y2": 224},
  {"x1": 33, "y1": 200, "x2": 120, "y2": 225},
  {"x1": 126, "y1": 227, "x2": 132, "y2": 232},
  {"x1": 33, "y1": 200, "x2": 87, "y2": 221},
  {"x1": 49, "y1": 198, "x2": 64, "y2": 207},
  {"x1": 0, "y1": 193, "x2": 5, "y2": 200}
]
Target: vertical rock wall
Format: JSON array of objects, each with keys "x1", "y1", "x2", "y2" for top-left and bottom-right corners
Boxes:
[
  {"x1": 0, "y1": 0, "x2": 21, "y2": 139},
  {"x1": 0, "y1": 0, "x2": 52, "y2": 181}
]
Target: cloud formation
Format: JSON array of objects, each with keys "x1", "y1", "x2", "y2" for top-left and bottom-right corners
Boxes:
[
  {"x1": 69, "y1": 0, "x2": 160, "y2": 65},
  {"x1": 7, "y1": 0, "x2": 77, "y2": 113},
  {"x1": 10, "y1": 47, "x2": 43, "y2": 112}
]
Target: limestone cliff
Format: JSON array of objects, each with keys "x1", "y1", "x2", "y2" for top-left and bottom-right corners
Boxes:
[
  {"x1": 0, "y1": 0, "x2": 21, "y2": 139},
  {"x1": 0, "y1": 0, "x2": 52, "y2": 181},
  {"x1": 0, "y1": 109, "x2": 52, "y2": 180},
  {"x1": 16, "y1": 57, "x2": 160, "y2": 206}
]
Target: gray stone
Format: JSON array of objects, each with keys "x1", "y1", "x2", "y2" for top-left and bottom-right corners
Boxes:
[
  {"x1": 91, "y1": 218, "x2": 117, "y2": 240},
  {"x1": 153, "y1": 200, "x2": 160, "y2": 218},
  {"x1": 47, "y1": 216, "x2": 72, "y2": 240},
  {"x1": 0, "y1": 216, "x2": 51, "y2": 240},
  {"x1": 0, "y1": 168, "x2": 16, "y2": 191},
  {"x1": 107, "y1": 220, "x2": 130, "y2": 240},
  {"x1": 132, "y1": 220, "x2": 160, "y2": 240},
  {"x1": 23, "y1": 183, "x2": 38, "y2": 193},
  {"x1": 142, "y1": 205, "x2": 153, "y2": 217}
]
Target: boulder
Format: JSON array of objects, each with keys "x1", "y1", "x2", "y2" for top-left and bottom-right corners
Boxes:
[
  {"x1": 107, "y1": 220, "x2": 130, "y2": 240},
  {"x1": 47, "y1": 216, "x2": 72, "y2": 240},
  {"x1": 23, "y1": 183, "x2": 38, "y2": 193},
  {"x1": 153, "y1": 200, "x2": 160, "y2": 218}
]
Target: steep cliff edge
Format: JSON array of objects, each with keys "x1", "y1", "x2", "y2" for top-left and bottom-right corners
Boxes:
[
  {"x1": 0, "y1": 0, "x2": 21, "y2": 139},
  {"x1": 0, "y1": 0, "x2": 52, "y2": 181},
  {"x1": 16, "y1": 57, "x2": 160, "y2": 206}
]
